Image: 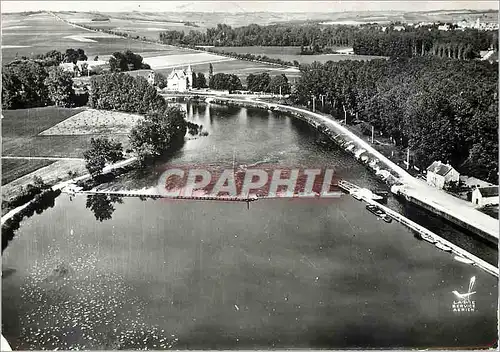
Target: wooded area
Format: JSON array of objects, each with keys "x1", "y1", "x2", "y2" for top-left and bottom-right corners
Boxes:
[{"x1": 293, "y1": 57, "x2": 498, "y2": 182}]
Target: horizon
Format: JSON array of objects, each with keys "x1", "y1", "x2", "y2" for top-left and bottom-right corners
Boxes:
[{"x1": 2, "y1": 1, "x2": 499, "y2": 14}]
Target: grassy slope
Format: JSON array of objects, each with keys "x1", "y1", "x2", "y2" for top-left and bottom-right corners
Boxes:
[{"x1": 1, "y1": 159, "x2": 55, "y2": 185}]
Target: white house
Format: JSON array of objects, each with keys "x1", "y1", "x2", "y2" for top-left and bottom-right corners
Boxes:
[
  {"x1": 471, "y1": 186, "x2": 499, "y2": 206},
  {"x1": 426, "y1": 161, "x2": 460, "y2": 189},
  {"x1": 147, "y1": 71, "x2": 155, "y2": 86},
  {"x1": 166, "y1": 65, "x2": 193, "y2": 92},
  {"x1": 59, "y1": 60, "x2": 109, "y2": 76},
  {"x1": 76, "y1": 60, "x2": 109, "y2": 75}
]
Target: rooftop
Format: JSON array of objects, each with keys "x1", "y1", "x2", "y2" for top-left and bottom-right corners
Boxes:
[
  {"x1": 477, "y1": 186, "x2": 499, "y2": 198},
  {"x1": 426, "y1": 161, "x2": 456, "y2": 177}
]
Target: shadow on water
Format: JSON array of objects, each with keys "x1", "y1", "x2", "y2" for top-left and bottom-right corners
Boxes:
[
  {"x1": 2, "y1": 189, "x2": 61, "y2": 252},
  {"x1": 85, "y1": 194, "x2": 124, "y2": 222}
]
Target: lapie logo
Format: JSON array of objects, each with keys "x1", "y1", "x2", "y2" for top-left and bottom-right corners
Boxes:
[{"x1": 451, "y1": 276, "x2": 476, "y2": 313}]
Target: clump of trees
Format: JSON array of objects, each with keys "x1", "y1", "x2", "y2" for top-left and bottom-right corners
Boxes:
[
  {"x1": 246, "y1": 73, "x2": 291, "y2": 94},
  {"x1": 294, "y1": 57, "x2": 498, "y2": 183},
  {"x1": 191, "y1": 72, "x2": 207, "y2": 89},
  {"x1": 88, "y1": 73, "x2": 166, "y2": 114},
  {"x1": 44, "y1": 66, "x2": 75, "y2": 107},
  {"x1": 109, "y1": 50, "x2": 151, "y2": 72},
  {"x1": 209, "y1": 73, "x2": 242, "y2": 92},
  {"x1": 2, "y1": 61, "x2": 50, "y2": 109},
  {"x1": 129, "y1": 106, "x2": 187, "y2": 163},
  {"x1": 63, "y1": 48, "x2": 88, "y2": 64},
  {"x1": 2, "y1": 48, "x2": 90, "y2": 109},
  {"x1": 83, "y1": 137, "x2": 124, "y2": 177}
]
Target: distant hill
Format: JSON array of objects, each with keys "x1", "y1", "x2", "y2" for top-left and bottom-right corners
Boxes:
[{"x1": 3, "y1": 9, "x2": 497, "y2": 29}]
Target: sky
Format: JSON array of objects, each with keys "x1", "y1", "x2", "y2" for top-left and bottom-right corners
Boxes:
[{"x1": 2, "y1": 1, "x2": 498, "y2": 13}]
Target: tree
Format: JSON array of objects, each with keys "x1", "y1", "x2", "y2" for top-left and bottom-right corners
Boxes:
[
  {"x1": 208, "y1": 63, "x2": 214, "y2": 81},
  {"x1": 155, "y1": 72, "x2": 168, "y2": 89},
  {"x1": 209, "y1": 73, "x2": 242, "y2": 92},
  {"x1": 109, "y1": 50, "x2": 148, "y2": 72},
  {"x1": 197, "y1": 72, "x2": 207, "y2": 88},
  {"x1": 44, "y1": 66, "x2": 75, "y2": 107},
  {"x1": 83, "y1": 137, "x2": 124, "y2": 177},
  {"x1": 129, "y1": 106, "x2": 187, "y2": 163},
  {"x1": 191, "y1": 71, "x2": 197, "y2": 89},
  {"x1": 64, "y1": 48, "x2": 87, "y2": 64},
  {"x1": 33, "y1": 50, "x2": 64, "y2": 66},
  {"x1": 269, "y1": 74, "x2": 291, "y2": 95},
  {"x1": 2, "y1": 61, "x2": 50, "y2": 109},
  {"x1": 89, "y1": 73, "x2": 167, "y2": 114}
]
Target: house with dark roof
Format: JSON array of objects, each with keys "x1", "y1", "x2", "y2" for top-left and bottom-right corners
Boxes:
[
  {"x1": 426, "y1": 161, "x2": 460, "y2": 189},
  {"x1": 472, "y1": 186, "x2": 499, "y2": 206}
]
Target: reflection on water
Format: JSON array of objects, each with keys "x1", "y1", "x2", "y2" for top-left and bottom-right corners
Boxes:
[
  {"x1": 2, "y1": 102, "x2": 498, "y2": 350},
  {"x1": 86, "y1": 194, "x2": 124, "y2": 222}
]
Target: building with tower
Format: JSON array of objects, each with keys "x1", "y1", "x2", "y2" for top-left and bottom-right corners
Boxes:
[{"x1": 166, "y1": 65, "x2": 193, "y2": 92}]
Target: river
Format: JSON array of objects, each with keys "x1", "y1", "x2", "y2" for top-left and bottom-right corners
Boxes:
[{"x1": 2, "y1": 102, "x2": 498, "y2": 350}]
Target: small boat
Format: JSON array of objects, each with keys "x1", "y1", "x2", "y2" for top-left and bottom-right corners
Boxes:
[
  {"x1": 351, "y1": 191, "x2": 363, "y2": 201},
  {"x1": 421, "y1": 233, "x2": 437, "y2": 244},
  {"x1": 435, "y1": 242, "x2": 452, "y2": 252},
  {"x1": 381, "y1": 214, "x2": 392, "y2": 223},
  {"x1": 454, "y1": 256, "x2": 475, "y2": 265}
]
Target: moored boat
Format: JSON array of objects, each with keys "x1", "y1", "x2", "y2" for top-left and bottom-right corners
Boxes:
[{"x1": 435, "y1": 242, "x2": 452, "y2": 252}]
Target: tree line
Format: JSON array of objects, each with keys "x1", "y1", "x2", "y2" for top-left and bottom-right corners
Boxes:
[
  {"x1": 159, "y1": 23, "x2": 356, "y2": 47},
  {"x1": 353, "y1": 27, "x2": 498, "y2": 58},
  {"x1": 158, "y1": 23, "x2": 497, "y2": 59},
  {"x1": 293, "y1": 57, "x2": 498, "y2": 183}
]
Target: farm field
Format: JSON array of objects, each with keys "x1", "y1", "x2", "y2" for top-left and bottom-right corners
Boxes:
[
  {"x1": 2, "y1": 107, "x2": 133, "y2": 158},
  {"x1": 40, "y1": 109, "x2": 143, "y2": 136},
  {"x1": 1, "y1": 12, "x2": 186, "y2": 63},
  {"x1": 210, "y1": 46, "x2": 385, "y2": 64},
  {"x1": 1, "y1": 159, "x2": 55, "y2": 185},
  {"x1": 56, "y1": 11, "x2": 202, "y2": 39},
  {"x1": 2, "y1": 107, "x2": 84, "y2": 137},
  {"x1": 1, "y1": 106, "x2": 134, "y2": 193}
]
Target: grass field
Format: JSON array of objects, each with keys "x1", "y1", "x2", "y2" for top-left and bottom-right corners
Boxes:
[
  {"x1": 210, "y1": 46, "x2": 384, "y2": 64},
  {"x1": 2, "y1": 107, "x2": 131, "y2": 162},
  {"x1": 2, "y1": 106, "x2": 133, "y2": 191},
  {"x1": 2, "y1": 107, "x2": 84, "y2": 137},
  {"x1": 40, "y1": 109, "x2": 143, "y2": 136},
  {"x1": 1, "y1": 159, "x2": 55, "y2": 185}
]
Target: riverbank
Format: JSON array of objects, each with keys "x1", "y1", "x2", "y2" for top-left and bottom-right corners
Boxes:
[
  {"x1": 202, "y1": 95, "x2": 499, "y2": 244},
  {"x1": 0, "y1": 157, "x2": 137, "y2": 226}
]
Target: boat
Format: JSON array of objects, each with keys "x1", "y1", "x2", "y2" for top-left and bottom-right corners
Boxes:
[
  {"x1": 454, "y1": 256, "x2": 475, "y2": 265},
  {"x1": 421, "y1": 233, "x2": 437, "y2": 244},
  {"x1": 435, "y1": 242, "x2": 452, "y2": 252},
  {"x1": 381, "y1": 214, "x2": 392, "y2": 223},
  {"x1": 365, "y1": 204, "x2": 392, "y2": 223},
  {"x1": 351, "y1": 191, "x2": 363, "y2": 201}
]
